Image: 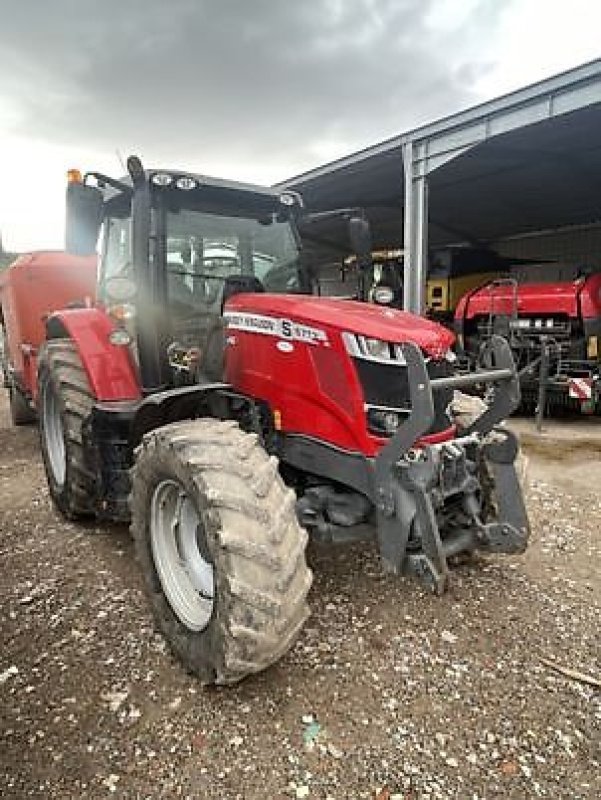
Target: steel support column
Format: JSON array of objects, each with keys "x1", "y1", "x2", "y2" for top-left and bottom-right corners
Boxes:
[{"x1": 402, "y1": 141, "x2": 429, "y2": 314}]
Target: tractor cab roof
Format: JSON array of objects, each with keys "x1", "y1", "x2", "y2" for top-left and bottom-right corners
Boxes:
[{"x1": 92, "y1": 169, "x2": 299, "y2": 218}]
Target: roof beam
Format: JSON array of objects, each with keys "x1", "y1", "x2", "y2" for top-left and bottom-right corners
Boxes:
[{"x1": 278, "y1": 59, "x2": 601, "y2": 189}]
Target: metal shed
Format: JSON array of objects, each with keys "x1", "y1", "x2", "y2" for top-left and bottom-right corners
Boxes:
[{"x1": 277, "y1": 59, "x2": 601, "y2": 313}]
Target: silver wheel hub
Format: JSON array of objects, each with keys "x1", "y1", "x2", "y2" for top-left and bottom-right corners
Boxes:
[
  {"x1": 42, "y1": 381, "x2": 66, "y2": 487},
  {"x1": 150, "y1": 480, "x2": 215, "y2": 631}
]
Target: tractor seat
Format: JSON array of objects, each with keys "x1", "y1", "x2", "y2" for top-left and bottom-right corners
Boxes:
[{"x1": 221, "y1": 275, "x2": 264, "y2": 310}]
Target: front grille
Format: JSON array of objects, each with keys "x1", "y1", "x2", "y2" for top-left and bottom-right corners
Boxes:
[{"x1": 354, "y1": 357, "x2": 453, "y2": 436}]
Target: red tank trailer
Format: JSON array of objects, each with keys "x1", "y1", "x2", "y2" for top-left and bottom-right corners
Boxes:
[{"x1": 0, "y1": 251, "x2": 96, "y2": 423}]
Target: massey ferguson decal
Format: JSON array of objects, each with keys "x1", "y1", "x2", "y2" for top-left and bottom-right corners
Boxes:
[{"x1": 224, "y1": 311, "x2": 328, "y2": 345}]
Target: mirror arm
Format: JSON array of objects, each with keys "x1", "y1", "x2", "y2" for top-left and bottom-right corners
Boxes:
[
  {"x1": 301, "y1": 206, "x2": 365, "y2": 226},
  {"x1": 85, "y1": 172, "x2": 132, "y2": 196}
]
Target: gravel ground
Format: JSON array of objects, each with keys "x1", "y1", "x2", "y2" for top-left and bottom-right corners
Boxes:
[{"x1": 0, "y1": 388, "x2": 599, "y2": 799}]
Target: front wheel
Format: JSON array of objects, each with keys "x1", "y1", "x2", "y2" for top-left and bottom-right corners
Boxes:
[{"x1": 130, "y1": 419, "x2": 312, "y2": 684}]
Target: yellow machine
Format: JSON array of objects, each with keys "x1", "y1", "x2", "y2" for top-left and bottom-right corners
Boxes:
[
  {"x1": 427, "y1": 247, "x2": 505, "y2": 321},
  {"x1": 427, "y1": 273, "x2": 501, "y2": 317}
]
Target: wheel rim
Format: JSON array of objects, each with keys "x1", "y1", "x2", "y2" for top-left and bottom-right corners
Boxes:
[
  {"x1": 150, "y1": 479, "x2": 215, "y2": 631},
  {"x1": 42, "y1": 380, "x2": 66, "y2": 487}
]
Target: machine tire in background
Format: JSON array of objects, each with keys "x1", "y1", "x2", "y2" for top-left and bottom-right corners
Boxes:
[
  {"x1": 9, "y1": 385, "x2": 36, "y2": 426},
  {"x1": 0, "y1": 322, "x2": 9, "y2": 386},
  {"x1": 1, "y1": 322, "x2": 35, "y2": 425},
  {"x1": 38, "y1": 340, "x2": 97, "y2": 519},
  {"x1": 130, "y1": 419, "x2": 312, "y2": 684}
]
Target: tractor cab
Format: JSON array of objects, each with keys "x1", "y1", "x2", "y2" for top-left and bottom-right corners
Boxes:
[{"x1": 68, "y1": 161, "x2": 309, "y2": 390}]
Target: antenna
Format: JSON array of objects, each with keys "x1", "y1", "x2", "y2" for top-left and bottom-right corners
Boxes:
[{"x1": 115, "y1": 149, "x2": 126, "y2": 172}]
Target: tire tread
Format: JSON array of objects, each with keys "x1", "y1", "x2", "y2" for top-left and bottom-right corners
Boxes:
[
  {"x1": 130, "y1": 418, "x2": 312, "y2": 684},
  {"x1": 38, "y1": 340, "x2": 96, "y2": 518}
]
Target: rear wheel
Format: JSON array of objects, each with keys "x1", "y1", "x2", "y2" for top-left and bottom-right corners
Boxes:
[
  {"x1": 130, "y1": 419, "x2": 312, "y2": 684},
  {"x1": 38, "y1": 340, "x2": 97, "y2": 519}
]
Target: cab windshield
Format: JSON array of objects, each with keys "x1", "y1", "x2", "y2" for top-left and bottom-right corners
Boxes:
[
  {"x1": 101, "y1": 203, "x2": 302, "y2": 308},
  {"x1": 163, "y1": 207, "x2": 302, "y2": 317}
]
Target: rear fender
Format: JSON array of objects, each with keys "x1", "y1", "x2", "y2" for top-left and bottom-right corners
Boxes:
[{"x1": 45, "y1": 308, "x2": 141, "y2": 402}]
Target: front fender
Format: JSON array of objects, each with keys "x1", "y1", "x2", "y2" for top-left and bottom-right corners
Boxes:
[{"x1": 46, "y1": 308, "x2": 141, "y2": 401}]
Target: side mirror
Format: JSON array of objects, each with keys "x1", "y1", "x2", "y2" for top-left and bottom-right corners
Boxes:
[{"x1": 65, "y1": 181, "x2": 104, "y2": 256}]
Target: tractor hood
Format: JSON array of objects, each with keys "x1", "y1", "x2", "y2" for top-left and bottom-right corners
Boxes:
[{"x1": 225, "y1": 294, "x2": 455, "y2": 358}]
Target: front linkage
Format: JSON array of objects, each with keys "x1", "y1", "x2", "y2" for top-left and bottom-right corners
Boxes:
[{"x1": 374, "y1": 335, "x2": 529, "y2": 593}]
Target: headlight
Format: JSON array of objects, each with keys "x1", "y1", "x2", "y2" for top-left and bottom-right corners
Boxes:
[
  {"x1": 109, "y1": 328, "x2": 132, "y2": 347},
  {"x1": 364, "y1": 337, "x2": 391, "y2": 360},
  {"x1": 279, "y1": 192, "x2": 296, "y2": 206},
  {"x1": 366, "y1": 407, "x2": 407, "y2": 436},
  {"x1": 175, "y1": 176, "x2": 197, "y2": 191},
  {"x1": 151, "y1": 172, "x2": 173, "y2": 186},
  {"x1": 342, "y1": 332, "x2": 407, "y2": 364},
  {"x1": 373, "y1": 285, "x2": 394, "y2": 305}
]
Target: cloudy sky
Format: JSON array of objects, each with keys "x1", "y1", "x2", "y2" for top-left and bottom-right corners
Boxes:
[{"x1": 0, "y1": 0, "x2": 600, "y2": 251}]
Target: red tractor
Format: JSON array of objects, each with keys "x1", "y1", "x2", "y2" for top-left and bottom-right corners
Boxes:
[
  {"x1": 33, "y1": 157, "x2": 529, "y2": 684},
  {"x1": 455, "y1": 274, "x2": 601, "y2": 415},
  {"x1": 0, "y1": 251, "x2": 96, "y2": 425}
]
